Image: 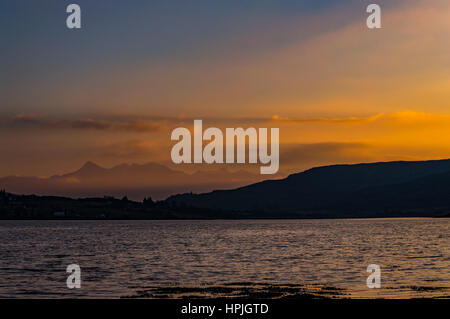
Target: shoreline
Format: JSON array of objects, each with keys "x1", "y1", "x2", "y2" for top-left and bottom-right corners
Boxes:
[{"x1": 0, "y1": 216, "x2": 448, "y2": 221}]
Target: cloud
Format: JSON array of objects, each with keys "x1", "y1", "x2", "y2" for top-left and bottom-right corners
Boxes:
[
  {"x1": 10, "y1": 112, "x2": 383, "y2": 132},
  {"x1": 271, "y1": 113, "x2": 384, "y2": 124},
  {"x1": 272, "y1": 111, "x2": 450, "y2": 127},
  {"x1": 10, "y1": 113, "x2": 44, "y2": 124},
  {"x1": 9, "y1": 111, "x2": 450, "y2": 134},
  {"x1": 387, "y1": 111, "x2": 450, "y2": 126},
  {"x1": 11, "y1": 114, "x2": 161, "y2": 133}
]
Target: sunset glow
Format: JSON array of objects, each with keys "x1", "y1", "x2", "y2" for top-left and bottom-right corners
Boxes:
[{"x1": 1, "y1": 0, "x2": 449, "y2": 179}]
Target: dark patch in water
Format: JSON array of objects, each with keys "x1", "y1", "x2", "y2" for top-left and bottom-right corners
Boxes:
[
  {"x1": 121, "y1": 283, "x2": 347, "y2": 299},
  {"x1": 404, "y1": 286, "x2": 448, "y2": 292}
]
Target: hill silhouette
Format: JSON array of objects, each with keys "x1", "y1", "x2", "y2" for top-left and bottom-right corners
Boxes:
[{"x1": 166, "y1": 159, "x2": 450, "y2": 218}]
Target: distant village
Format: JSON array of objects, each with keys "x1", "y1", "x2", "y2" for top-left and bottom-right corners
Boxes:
[
  {"x1": 2, "y1": 188, "x2": 448, "y2": 220},
  {"x1": 0, "y1": 190, "x2": 247, "y2": 220}
]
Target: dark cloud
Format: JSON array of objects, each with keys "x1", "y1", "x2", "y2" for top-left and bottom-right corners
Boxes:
[
  {"x1": 10, "y1": 114, "x2": 161, "y2": 133},
  {"x1": 7, "y1": 113, "x2": 387, "y2": 134}
]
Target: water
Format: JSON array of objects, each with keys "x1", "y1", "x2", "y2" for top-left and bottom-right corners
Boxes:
[{"x1": 0, "y1": 218, "x2": 448, "y2": 298}]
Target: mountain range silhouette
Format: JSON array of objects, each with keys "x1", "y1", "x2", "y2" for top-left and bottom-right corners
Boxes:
[{"x1": 0, "y1": 161, "x2": 264, "y2": 201}]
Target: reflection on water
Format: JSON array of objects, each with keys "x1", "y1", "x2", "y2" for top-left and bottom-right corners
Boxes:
[{"x1": 0, "y1": 218, "x2": 448, "y2": 298}]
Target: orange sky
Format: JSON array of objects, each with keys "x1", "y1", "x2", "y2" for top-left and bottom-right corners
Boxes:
[{"x1": 0, "y1": 0, "x2": 449, "y2": 177}]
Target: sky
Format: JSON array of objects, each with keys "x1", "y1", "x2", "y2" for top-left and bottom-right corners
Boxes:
[{"x1": 0, "y1": 0, "x2": 449, "y2": 177}]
